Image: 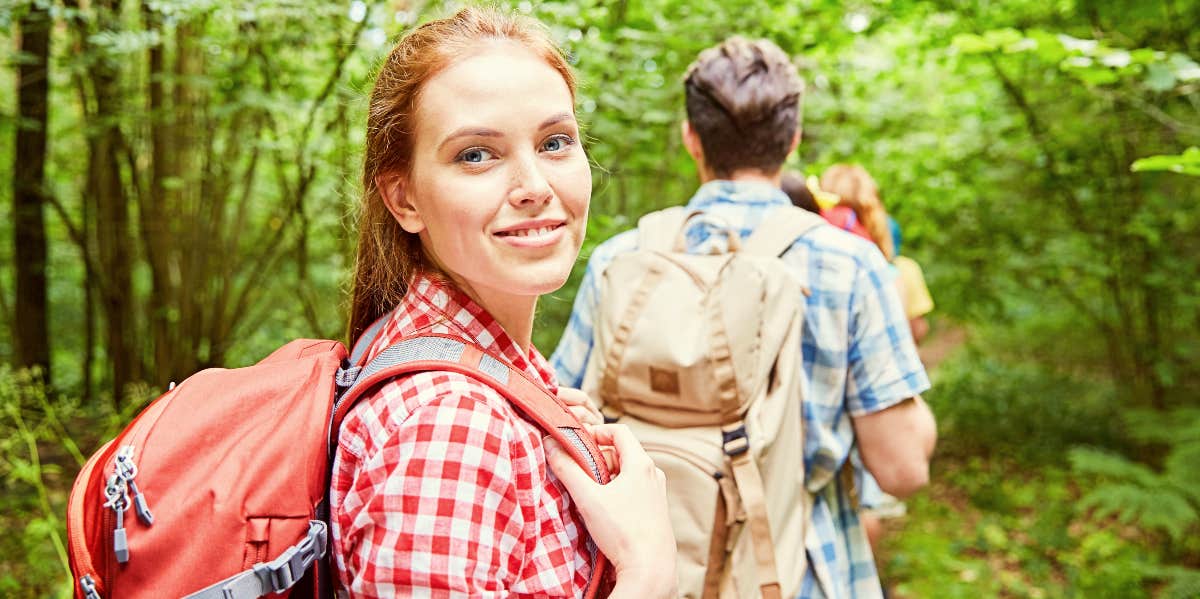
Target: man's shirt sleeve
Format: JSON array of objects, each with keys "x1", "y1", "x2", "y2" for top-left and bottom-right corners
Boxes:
[
  {"x1": 845, "y1": 250, "x2": 931, "y2": 416},
  {"x1": 550, "y1": 261, "x2": 600, "y2": 389}
]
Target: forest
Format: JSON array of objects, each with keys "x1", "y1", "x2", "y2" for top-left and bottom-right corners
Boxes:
[{"x1": 2, "y1": 0, "x2": 1199, "y2": 596}]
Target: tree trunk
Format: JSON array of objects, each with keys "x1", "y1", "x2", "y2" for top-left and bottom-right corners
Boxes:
[
  {"x1": 12, "y1": 3, "x2": 52, "y2": 381},
  {"x1": 142, "y1": 2, "x2": 181, "y2": 385},
  {"x1": 85, "y1": 0, "x2": 142, "y2": 402}
]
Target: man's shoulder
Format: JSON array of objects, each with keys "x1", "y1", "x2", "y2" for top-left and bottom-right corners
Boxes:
[
  {"x1": 782, "y1": 222, "x2": 884, "y2": 283},
  {"x1": 795, "y1": 222, "x2": 882, "y2": 264}
]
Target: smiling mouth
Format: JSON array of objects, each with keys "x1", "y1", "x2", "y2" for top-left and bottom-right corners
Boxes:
[{"x1": 495, "y1": 224, "x2": 564, "y2": 238}]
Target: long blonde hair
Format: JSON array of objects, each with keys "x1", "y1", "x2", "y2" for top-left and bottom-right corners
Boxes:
[
  {"x1": 348, "y1": 7, "x2": 577, "y2": 344},
  {"x1": 820, "y1": 164, "x2": 894, "y2": 261}
]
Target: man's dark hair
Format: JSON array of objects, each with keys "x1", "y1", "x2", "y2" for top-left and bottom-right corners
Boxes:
[
  {"x1": 781, "y1": 171, "x2": 820, "y2": 214},
  {"x1": 684, "y1": 37, "x2": 804, "y2": 178}
]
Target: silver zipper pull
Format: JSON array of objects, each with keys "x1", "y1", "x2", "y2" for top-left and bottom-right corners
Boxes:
[
  {"x1": 127, "y1": 479, "x2": 153, "y2": 525},
  {"x1": 103, "y1": 473, "x2": 131, "y2": 563},
  {"x1": 115, "y1": 445, "x2": 153, "y2": 526},
  {"x1": 80, "y1": 575, "x2": 101, "y2": 599}
]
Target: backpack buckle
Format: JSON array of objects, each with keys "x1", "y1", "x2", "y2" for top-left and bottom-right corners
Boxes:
[
  {"x1": 721, "y1": 425, "x2": 749, "y2": 457},
  {"x1": 252, "y1": 520, "x2": 328, "y2": 593}
]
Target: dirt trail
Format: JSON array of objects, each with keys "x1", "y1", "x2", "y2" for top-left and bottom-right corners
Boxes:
[{"x1": 918, "y1": 323, "x2": 968, "y2": 372}]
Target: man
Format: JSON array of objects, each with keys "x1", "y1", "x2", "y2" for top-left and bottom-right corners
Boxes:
[{"x1": 552, "y1": 36, "x2": 936, "y2": 598}]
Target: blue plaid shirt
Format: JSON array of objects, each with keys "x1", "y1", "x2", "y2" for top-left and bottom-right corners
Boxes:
[{"x1": 551, "y1": 180, "x2": 930, "y2": 599}]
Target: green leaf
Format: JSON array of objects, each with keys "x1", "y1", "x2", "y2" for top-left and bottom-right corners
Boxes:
[
  {"x1": 1131, "y1": 147, "x2": 1200, "y2": 176},
  {"x1": 1145, "y1": 62, "x2": 1178, "y2": 91},
  {"x1": 952, "y1": 33, "x2": 995, "y2": 54}
]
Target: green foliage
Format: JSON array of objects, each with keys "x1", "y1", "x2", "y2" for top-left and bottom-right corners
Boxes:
[
  {"x1": 1132, "y1": 147, "x2": 1200, "y2": 176},
  {"x1": 3, "y1": 0, "x2": 1200, "y2": 593},
  {"x1": 1070, "y1": 408, "x2": 1200, "y2": 546},
  {"x1": 924, "y1": 347, "x2": 1124, "y2": 463}
]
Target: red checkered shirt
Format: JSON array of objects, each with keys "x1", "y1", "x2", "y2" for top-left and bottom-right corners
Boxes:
[{"x1": 330, "y1": 274, "x2": 592, "y2": 598}]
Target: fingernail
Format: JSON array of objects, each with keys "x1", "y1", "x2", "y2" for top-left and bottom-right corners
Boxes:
[{"x1": 543, "y1": 437, "x2": 562, "y2": 455}]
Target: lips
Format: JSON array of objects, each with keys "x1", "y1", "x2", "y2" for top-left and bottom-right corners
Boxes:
[
  {"x1": 493, "y1": 220, "x2": 566, "y2": 237},
  {"x1": 493, "y1": 219, "x2": 568, "y2": 249}
]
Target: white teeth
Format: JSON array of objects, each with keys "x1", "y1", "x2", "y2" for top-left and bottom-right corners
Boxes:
[{"x1": 504, "y1": 225, "x2": 557, "y2": 237}]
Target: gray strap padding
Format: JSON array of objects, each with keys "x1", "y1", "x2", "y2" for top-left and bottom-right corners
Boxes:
[
  {"x1": 349, "y1": 313, "x2": 391, "y2": 366},
  {"x1": 741, "y1": 206, "x2": 827, "y2": 258},
  {"x1": 341, "y1": 336, "x2": 479, "y2": 402},
  {"x1": 182, "y1": 520, "x2": 327, "y2": 599}
]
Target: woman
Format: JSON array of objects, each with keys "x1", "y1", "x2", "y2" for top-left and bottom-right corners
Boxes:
[
  {"x1": 820, "y1": 164, "x2": 895, "y2": 261},
  {"x1": 331, "y1": 7, "x2": 676, "y2": 598}
]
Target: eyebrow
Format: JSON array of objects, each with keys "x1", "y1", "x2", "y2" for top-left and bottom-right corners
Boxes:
[
  {"x1": 436, "y1": 113, "x2": 578, "y2": 152},
  {"x1": 539, "y1": 112, "x2": 576, "y2": 129},
  {"x1": 438, "y1": 127, "x2": 502, "y2": 152}
]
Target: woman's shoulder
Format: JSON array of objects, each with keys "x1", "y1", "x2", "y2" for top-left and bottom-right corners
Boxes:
[{"x1": 339, "y1": 369, "x2": 536, "y2": 462}]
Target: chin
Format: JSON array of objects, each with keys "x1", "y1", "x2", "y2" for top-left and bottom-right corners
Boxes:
[{"x1": 510, "y1": 264, "x2": 573, "y2": 296}]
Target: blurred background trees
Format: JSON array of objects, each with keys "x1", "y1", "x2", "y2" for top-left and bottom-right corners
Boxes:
[{"x1": 1, "y1": 0, "x2": 1197, "y2": 596}]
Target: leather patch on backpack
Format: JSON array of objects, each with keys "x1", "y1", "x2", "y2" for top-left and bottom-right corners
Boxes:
[{"x1": 649, "y1": 366, "x2": 680, "y2": 394}]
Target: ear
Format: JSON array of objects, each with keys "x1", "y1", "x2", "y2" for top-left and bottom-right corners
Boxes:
[
  {"x1": 377, "y1": 173, "x2": 425, "y2": 234},
  {"x1": 681, "y1": 120, "x2": 705, "y2": 166},
  {"x1": 788, "y1": 128, "x2": 801, "y2": 154}
]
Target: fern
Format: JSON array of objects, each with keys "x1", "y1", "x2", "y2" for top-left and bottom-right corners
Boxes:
[{"x1": 1070, "y1": 408, "x2": 1200, "y2": 545}]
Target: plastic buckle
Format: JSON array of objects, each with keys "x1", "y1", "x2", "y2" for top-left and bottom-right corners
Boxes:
[
  {"x1": 253, "y1": 521, "x2": 328, "y2": 594},
  {"x1": 721, "y1": 425, "x2": 749, "y2": 457}
]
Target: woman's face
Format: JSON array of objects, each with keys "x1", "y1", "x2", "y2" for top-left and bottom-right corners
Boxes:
[{"x1": 388, "y1": 43, "x2": 590, "y2": 305}]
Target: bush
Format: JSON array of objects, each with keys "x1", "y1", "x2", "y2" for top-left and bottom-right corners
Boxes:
[{"x1": 925, "y1": 348, "x2": 1125, "y2": 463}]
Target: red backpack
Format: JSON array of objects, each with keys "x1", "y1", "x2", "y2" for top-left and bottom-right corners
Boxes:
[{"x1": 67, "y1": 319, "x2": 613, "y2": 599}]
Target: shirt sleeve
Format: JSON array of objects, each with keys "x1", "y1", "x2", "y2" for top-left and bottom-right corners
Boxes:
[
  {"x1": 339, "y1": 391, "x2": 529, "y2": 598},
  {"x1": 845, "y1": 250, "x2": 931, "y2": 416},
  {"x1": 549, "y1": 262, "x2": 599, "y2": 389}
]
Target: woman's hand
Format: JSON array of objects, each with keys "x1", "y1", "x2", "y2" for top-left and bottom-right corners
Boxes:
[
  {"x1": 557, "y1": 387, "x2": 602, "y2": 426},
  {"x1": 546, "y1": 424, "x2": 678, "y2": 599}
]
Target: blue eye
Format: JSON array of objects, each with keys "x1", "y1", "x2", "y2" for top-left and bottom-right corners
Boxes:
[
  {"x1": 542, "y1": 135, "x2": 573, "y2": 152},
  {"x1": 458, "y1": 148, "x2": 494, "y2": 163}
]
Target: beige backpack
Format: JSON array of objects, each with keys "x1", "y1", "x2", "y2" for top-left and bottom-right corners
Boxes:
[{"x1": 582, "y1": 205, "x2": 826, "y2": 599}]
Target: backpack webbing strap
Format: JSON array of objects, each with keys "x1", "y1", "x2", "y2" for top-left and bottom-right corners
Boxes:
[
  {"x1": 599, "y1": 261, "x2": 668, "y2": 417},
  {"x1": 183, "y1": 520, "x2": 327, "y2": 599},
  {"x1": 636, "y1": 206, "x2": 691, "y2": 252},
  {"x1": 334, "y1": 332, "x2": 614, "y2": 599},
  {"x1": 740, "y1": 206, "x2": 826, "y2": 258},
  {"x1": 722, "y1": 424, "x2": 783, "y2": 599}
]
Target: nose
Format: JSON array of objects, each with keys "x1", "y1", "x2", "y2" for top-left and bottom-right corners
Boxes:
[{"x1": 508, "y1": 153, "x2": 553, "y2": 208}]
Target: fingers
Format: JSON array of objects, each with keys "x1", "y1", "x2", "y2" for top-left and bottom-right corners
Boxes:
[
  {"x1": 556, "y1": 387, "x2": 591, "y2": 406},
  {"x1": 544, "y1": 438, "x2": 597, "y2": 493},
  {"x1": 586, "y1": 424, "x2": 656, "y2": 472},
  {"x1": 567, "y1": 405, "x2": 601, "y2": 426}
]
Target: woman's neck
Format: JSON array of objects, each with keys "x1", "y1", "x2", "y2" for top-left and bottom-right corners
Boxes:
[{"x1": 450, "y1": 276, "x2": 537, "y2": 353}]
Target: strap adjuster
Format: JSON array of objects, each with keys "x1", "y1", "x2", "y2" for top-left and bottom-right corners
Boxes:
[
  {"x1": 251, "y1": 520, "x2": 328, "y2": 594},
  {"x1": 722, "y1": 425, "x2": 750, "y2": 457}
]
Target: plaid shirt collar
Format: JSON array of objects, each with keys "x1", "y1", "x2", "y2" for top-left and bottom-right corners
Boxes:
[
  {"x1": 368, "y1": 272, "x2": 559, "y2": 394},
  {"x1": 685, "y1": 179, "x2": 793, "y2": 211}
]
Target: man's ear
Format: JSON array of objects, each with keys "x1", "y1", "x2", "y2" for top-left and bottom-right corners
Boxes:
[
  {"x1": 789, "y1": 128, "x2": 801, "y2": 155},
  {"x1": 377, "y1": 173, "x2": 425, "y2": 234},
  {"x1": 681, "y1": 120, "x2": 705, "y2": 166}
]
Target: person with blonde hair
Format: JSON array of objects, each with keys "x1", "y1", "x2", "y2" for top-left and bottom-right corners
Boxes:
[
  {"x1": 820, "y1": 164, "x2": 895, "y2": 261},
  {"x1": 332, "y1": 7, "x2": 677, "y2": 597}
]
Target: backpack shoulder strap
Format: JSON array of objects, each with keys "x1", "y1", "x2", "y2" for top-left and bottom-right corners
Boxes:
[
  {"x1": 334, "y1": 332, "x2": 613, "y2": 598},
  {"x1": 348, "y1": 311, "x2": 392, "y2": 366},
  {"x1": 740, "y1": 206, "x2": 826, "y2": 258},
  {"x1": 636, "y1": 206, "x2": 692, "y2": 252}
]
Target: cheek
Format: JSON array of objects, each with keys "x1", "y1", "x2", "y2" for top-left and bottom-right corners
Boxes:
[{"x1": 556, "y1": 156, "x2": 592, "y2": 216}]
